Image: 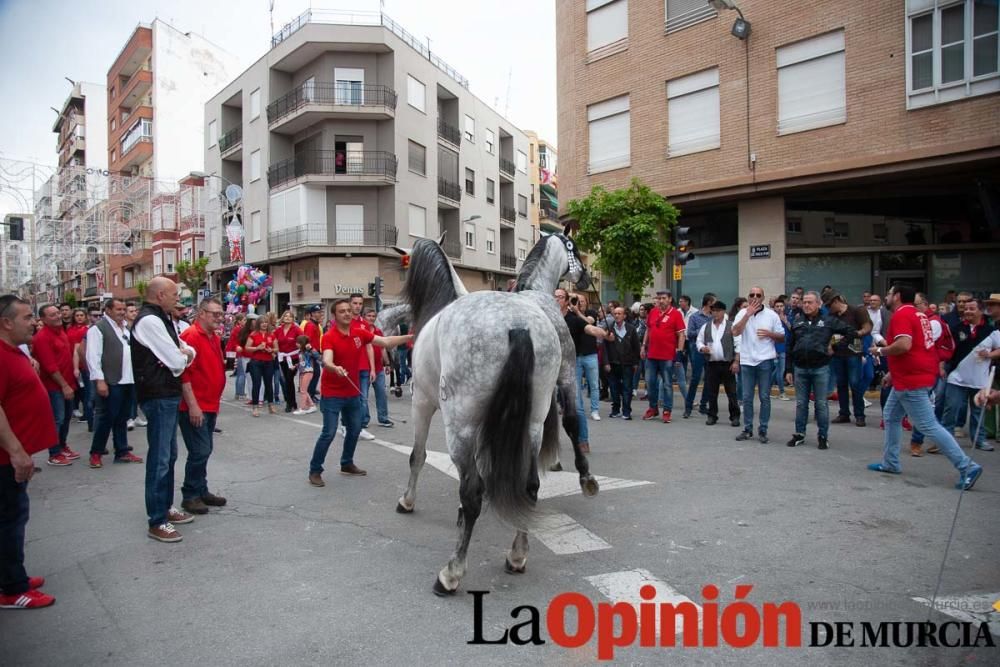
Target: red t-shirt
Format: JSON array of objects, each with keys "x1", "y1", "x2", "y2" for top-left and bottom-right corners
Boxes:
[
  {"x1": 247, "y1": 331, "x2": 276, "y2": 362},
  {"x1": 66, "y1": 324, "x2": 89, "y2": 370},
  {"x1": 887, "y1": 304, "x2": 938, "y2": 391},
  {"x1": 179, "y1": 322, "x2": 226, "y2": 413},
  {"x1": 646, "y1": 306, "x2": 685, "y2": 361},
  {"x1": 352, "y1": 317, "x2": 373, "y2": 372},
  {"x1": 303, "y1": 320, "x2": 323, "y2": 352},
  {"x1": 31, "y1": 325, "x2": 76, "y2": 392},
  {"x1": 225, "y1": 324, "x2": 242, "y2": 354},
  {"x1": 0, "y1": 340, "x2": 58, "y2": 463},
  {"x1": 321, "y1": 326, "x2": 375, "y2": 398},
  {"x1": 275, "y1": 323, "x2": 303, "y2": 354}
]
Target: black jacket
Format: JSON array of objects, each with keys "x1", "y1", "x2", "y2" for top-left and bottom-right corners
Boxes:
[
  {"x1": 946, "y1": 318, "x2": 995, "y2": 374},
  {"x1": 786, "y1": 312, "x2": 857, "y2": 369},
  {"x1": 131, "y1": 303, "x2": 183, "y2": 402},
  {"x1": 604, "y1": 321, "x2": 641, "y2": 366}
]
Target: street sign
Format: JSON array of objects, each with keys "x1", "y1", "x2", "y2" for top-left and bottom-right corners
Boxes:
[
  {"x1": 673, "y1": 264, "x2": 682, "y2": 280},
  {"x1": 749, "y1": 244, "x2": 771, "y2": 259}
]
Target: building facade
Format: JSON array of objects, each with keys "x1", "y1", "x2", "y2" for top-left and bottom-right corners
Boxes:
[
  {"x1": 203, "y1": 10, "x2": 534, "y2": 313},
  {"x1": 558, "y1": 0, "x2": 1000, "y2": 305}
]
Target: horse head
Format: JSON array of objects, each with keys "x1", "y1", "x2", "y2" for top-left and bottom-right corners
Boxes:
[{"x1": 553, "y1": 233, "x2": 590, "y2": 292}]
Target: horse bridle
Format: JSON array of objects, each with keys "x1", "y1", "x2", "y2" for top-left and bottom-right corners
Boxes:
[{"x1": 556, "y1": 234, "x2": 591, "y2": 291}]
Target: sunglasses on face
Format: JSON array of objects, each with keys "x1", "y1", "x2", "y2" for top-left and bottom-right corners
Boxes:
[{"x1": 749, "y1": 293, "x2": 763, "y2": 298}]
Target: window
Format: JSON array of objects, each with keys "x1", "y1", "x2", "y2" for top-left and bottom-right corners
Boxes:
[
  {"x1": 518, "y1": 194, "x2": 528, "y2": 217},
  {"x1": 153, "y1": 250, "x2": 163, "y2": 275},
  {"x1": 124, "y1": 268, "x2": 134, "y2": 288},
  {"x1": 408, "y1": 140, "x2": 426, "y2": 175},
  {"x1": 335, "y1": 68, "x2": 365, "y2": 104},
  {"x1": 464, "y1": 115, "x2": 475, "y2": 142},
  {"x1": 486, "y1": 229, "x2": 496, "y2": 254},
  {"x1": 776, "y1": 30, "x2": 846, "y2": 135},
  {"x1": 250, "y1": 88, "x2": 261, "y2": 120},
  {"x1": 786, "y1": 218, "x2": 802, "y2": 234},
  {"x1": 485, "y1": 128, "x2": 495, "y2": 154},
  {"x1": 164, "y1": 248, "x2": 177, "y2": 273},
  {"x1": 110, "y1": 118, "x2": 116, "y2": 132},
  {"x1": 667, "y1": 67, "x2": 720, "y2": 157},
  {"x1": 873, "y1": 223, "x2": 888, "y2": 242},
  {"x1": 250, "y1": 149, "x2": 261, "y2": 181},
  {"x1": 465, "y1": 168, "x2": 475, "y2": 196},
  {"x1": 517, "y1": 238, "x2": 529, "y2": 261},
  {"x1": 408, "y1": 203, "x2": 427, "y2": 238},
  {"x1": 208, "y1": 120, "x2": 217, "y2": 147},
  {"x1": 464, "y1": 221, "x2": 476, "y2": 249},
  {"x1": 336, "y1": 204, "x2": 364, "y2": 244},
  {"x1": 250, "y1": 210, "x2": 261, "y2": 243},
  {"x1": 906, "y1": 0, "x2": 999, "y2": 109},
  {"x1": 665, "y1": 0, "x2": 716, "y2": 33},
  {"x1": 407, "y1": 75, "x2": 426, "y2": 112},
  {"x1": 516, "y1": 150, "x2": 528, "y2": 173},
  {"x1": 110, "y1": 150, "x2": 116, "y2": 164},
  {"x1": 303, "y1": 76, "x2": 316, "y2": 102},
  {"x1": 486, "y1": 178, "x2": 495, "y2": 204},
  {"x1": 587, "y1": 94, "x2": 630, "y2": 173},
  {"x1": 113, "y1": 273, "x2": 119, "y2": 287},
  {"x1": 587, "y1": 0, "x2": 628, "y2": 55},
  {"x1": 834, "y1": 222, "x2": 849, "y2": 240}
]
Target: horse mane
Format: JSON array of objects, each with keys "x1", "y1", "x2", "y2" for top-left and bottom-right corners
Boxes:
[
  {"x1": 514, "y1": 236, "x2": 554, "y2": 292},
  {"x1": 402, "y1": 238, "x2": 461, "y2": 334}
]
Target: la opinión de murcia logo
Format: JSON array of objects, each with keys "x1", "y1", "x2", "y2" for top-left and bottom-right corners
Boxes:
[{"x1": 467, "y1": 586, "x2": 996, "y2": 660}]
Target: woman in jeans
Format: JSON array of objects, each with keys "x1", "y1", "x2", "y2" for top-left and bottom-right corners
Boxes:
[
  {"x1": 67, "y1": 308, "x2": 92, "y2": 426},
  {"x1": 244, "y1": 317, "x2": 278, "y2": 417},
  {"x1": 293, "y1": 335, "x2": 319, "y2": 415},
  {"x1": 274, "y1": 310, "x2": 302, "y2": 413},
  {"x1": 226, "y1": 313, "x2": 247, "y2": 400}
]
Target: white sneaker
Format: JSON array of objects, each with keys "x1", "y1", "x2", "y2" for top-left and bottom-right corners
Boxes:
[
  {"x1": 304, "y1": 406, "x2": 317, "y2": 414},
  {"x1": 292, "y1": 409, "x2": 307, "y2": 415},
  {"x1": 127, "y1": 419, "x2": 135, "y2": 431},
  {"x1": 73, "y1": 409, "x2": 83, "y2": 418},
  {"x1": 359, "y1": 429, "x2": 375, "y2": 440},
  {"x1": 133, "y1": 417, "x2": 147, "y2": 427},
  {"x1": 338, "y1": 425, "x2": 346, "y2": 438},
  {"x1": 590, "y1": 410, "x2": 601, "y2": 421},
  {"x1": 863, "y1": 397, "x2": 872, "y2": 408},
  {"x1": 778, "y1": 393, "x2": 791, "y2": 401}
]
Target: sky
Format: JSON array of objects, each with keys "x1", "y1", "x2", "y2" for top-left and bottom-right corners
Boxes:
[{"x1": 0, "y1": 0, "x2": 557, "y2": 220}]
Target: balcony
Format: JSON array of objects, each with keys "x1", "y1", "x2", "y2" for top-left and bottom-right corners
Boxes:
[
  {"x1": 267, "y1": 83, "x2": 397, "y2": 134},
  {"x1": 499, "y1": 157, "x2": 516, "y2": 181},
  {"x1": 119, "y1": 68, "x2": 152, "y2": 109},
  {"x1": 500, "y1": 205, "x2": 516, "y2": 226},
  {"x1": 442, "y1": 237, "x2": 462, "y2": 260},
  {"x1": 437, "y1": 177, "x2": 461, "y2": 208},
  {"x1": 119, "y1": 135, "x2": 152, "y2": 171},
  {"x1": 219, "y1": 126, "x2": 243, "y2": 160},
  {"x1": 268, "y1": 150, "x2": 397, "y2": 190},
  {"x1": 268, "y1": 223, "x2": 398, "y2": 256},
  {"x1": 437, "y1": 118, "x2": 460, "y2": 147},
  {"x1": 500, "y1": 252, "x2": 517, "y2": 270}
]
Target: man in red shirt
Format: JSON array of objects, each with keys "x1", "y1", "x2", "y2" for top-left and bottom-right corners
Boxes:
[
  {"x1": 302, "y1": 305, "x2": 325, "y2": 403},
  {"x1": 868, "y1": 284, "x2": 983, "y2": 490},
  {"x1": 31, "y1": 304, "x2": 80, "y2": 466},
  {"x1": 640, "y1": 290, "x2": 686, "y2": 423},
  {"x1": 0, "y1": 295, "x2": 58, "y2": 609},
  {"x1": 308, "y1": 298, "x2": 411, "y2": 486},
  {"x1": 178, "y1": 298, "x2": 229, "y2": 515}
]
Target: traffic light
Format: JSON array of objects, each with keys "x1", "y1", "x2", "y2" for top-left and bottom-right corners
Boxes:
[
  {"x1": 367, "y1": 281, "x2": 376, "y2": 297},
  {"x1": 674, "y1": 226, "x2": 693, "y2": 265},
  {"x1": 7, "y1": 217, "x2": 24, "y2": 241},
  {"x1": 375, "y1": 276, "x2": 383, "y2": 295}
]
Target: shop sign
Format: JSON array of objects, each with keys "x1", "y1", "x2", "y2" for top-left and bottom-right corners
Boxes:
[{"x1": 749, "y1": 244, "x2": 771, "y2": 259}]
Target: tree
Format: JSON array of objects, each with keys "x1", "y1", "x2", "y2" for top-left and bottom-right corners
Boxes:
[
  {"x1": 64, "y1": 292, "x2": 78, "y2": 308},
  {"x1": 567, "y1": 178, "x2": 680, "y2": 299},
  {"x1": 175, "y1": 257, "x2": 209, "y2": 289},
  {"x1": 135, "y1": 280, "x2": 148, "y2": 300}
]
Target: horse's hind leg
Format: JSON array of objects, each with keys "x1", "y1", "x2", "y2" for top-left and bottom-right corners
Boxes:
[
  {"x1": 433, "y1": 459, "x2": 484, "y2": 596},
  {"x1": 506, "y1": 457, "x2": 537, "y2": 574},
  {"x1": 558, "y1": 385, "x2": 599, "y2": 497},
  {"x1": 396, "y1": 395, "x2": 434, "y2": 514}
]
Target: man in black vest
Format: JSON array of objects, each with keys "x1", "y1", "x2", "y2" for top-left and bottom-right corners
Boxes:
[
  {"x1": 696, "y1": 301, "x2": 741, "y2": 427},
  {"x1": 86, "y1": 298, "x2": 143, "y2": 467},
  {"x1": 131, "y1": 277, "x2": 196, "y2": 543}
]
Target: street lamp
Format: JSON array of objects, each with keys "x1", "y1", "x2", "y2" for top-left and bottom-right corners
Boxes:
[{"x1": 708, "y1": 0, "x2": 751, "y2": 39}]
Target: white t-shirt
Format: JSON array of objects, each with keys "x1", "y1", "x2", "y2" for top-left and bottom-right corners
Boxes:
[
  {"x1": 947, "y1": 330, "x2": 1000, "y2": 389},
  {"x1": 733, "y1": 306, "x2": 784, "y2": 366}
]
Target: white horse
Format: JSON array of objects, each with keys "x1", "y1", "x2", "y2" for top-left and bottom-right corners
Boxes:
[{"x1": 395, "y1": 234, "x2": 595, "y2": 596}]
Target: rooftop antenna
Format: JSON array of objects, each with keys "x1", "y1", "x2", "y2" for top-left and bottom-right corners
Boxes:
[{"x1": 269, "y1": 0, "x2": 275, "y2": 40}]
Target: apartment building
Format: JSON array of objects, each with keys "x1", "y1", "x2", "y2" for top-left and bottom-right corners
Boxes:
[
  {"x1": 203, "y1": 10, "x2": 534, "y2": 313},
  {"x1": 558, "y1": 0, "x2": 1000, "y2": 304},
  {"x1": 105, "y1": 20, "x2": 239, "y2": 300}
]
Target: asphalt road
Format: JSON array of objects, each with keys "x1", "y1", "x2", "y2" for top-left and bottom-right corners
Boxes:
[{"x1": 3, "y1": 380, "x2": 998, "y2": 666}]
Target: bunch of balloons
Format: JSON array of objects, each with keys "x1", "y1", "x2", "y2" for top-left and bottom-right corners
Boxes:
[{"x1": 225, "y1": 264, "x2": 272, "y2": 313}]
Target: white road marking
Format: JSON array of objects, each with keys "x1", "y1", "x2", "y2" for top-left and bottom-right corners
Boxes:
[
  {"x1": 912, "y1": 592, "x2": 1000, "y2": 635},
  {"x1": 585, "y1": 568, "x2": 703, "y2": 640},
  {"x1": 533, "y1": 512, "x2": 612, "y2": 554}
]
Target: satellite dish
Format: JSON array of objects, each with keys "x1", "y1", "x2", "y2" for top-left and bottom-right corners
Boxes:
[{"x1": 225, "y1": 184, "x2": 243, "y2": 205}]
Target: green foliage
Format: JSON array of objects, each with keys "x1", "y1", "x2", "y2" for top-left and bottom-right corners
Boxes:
[
  {"x1": 175, "y1": 257, "x2": 210, "y2": 289},
  {"x1": 567, "y1": 178, "x2": 680, "y2": 298},
  {"x1": 135, "y1": 280, "x2": 148, "y2": 299},
  {"x1": 64, "y1": 292, "x2": 78, "y2": 308}
]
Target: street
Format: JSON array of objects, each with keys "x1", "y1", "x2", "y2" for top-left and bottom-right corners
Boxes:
[{"x1": 3, "y1": 380, "x2": 999, "y2": 666}]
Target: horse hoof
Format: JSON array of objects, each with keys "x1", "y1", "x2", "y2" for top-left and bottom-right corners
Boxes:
[
  {"x1": 396, "y1": 502, "x2": 414, "y2": 514},
  {"x1": 432, "y1": 578, "x2": 456, "y2": 597},
  {"x1": 504, "y1": 558, "x2": 526, "y2": 574},
  {"x1": 580, "y1": 476, "x2": 600, "y2": 497}
]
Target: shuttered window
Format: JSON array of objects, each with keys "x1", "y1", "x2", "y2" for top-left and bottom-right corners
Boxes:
[
  {"x1": 587, "y1": 95, "x2": 630, "y2": 174},
  {"x1": 667, "y1": 67, "x2": 720, "y2": 157},
  {"x1": 776, "y1": 30, "x2": 846, "y2": 135}
]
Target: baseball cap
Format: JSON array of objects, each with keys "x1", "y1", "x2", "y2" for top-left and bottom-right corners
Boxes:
[{"x1": 306, "y1": 304, "x2": 322, "y2": 313}]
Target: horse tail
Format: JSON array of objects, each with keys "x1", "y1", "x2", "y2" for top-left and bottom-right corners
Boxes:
[{"x1": 478, "y1": 328, "x2": 536, "y2": 527}]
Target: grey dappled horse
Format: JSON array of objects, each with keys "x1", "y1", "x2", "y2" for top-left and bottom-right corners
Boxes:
[{"x1": 394, "y1": 234, "x2": 596, "y2": 596}]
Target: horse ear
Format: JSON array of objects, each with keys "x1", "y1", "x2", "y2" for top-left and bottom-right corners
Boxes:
[
  {"x1": 563, "y1": 220, "x2": 580, "y2": 237},
  {"x1": 391, "y1": 246, "x2": 409, "y2": 256},
  {"x1": 436, "y1": 230, "x2": 447, "y2": 246}
]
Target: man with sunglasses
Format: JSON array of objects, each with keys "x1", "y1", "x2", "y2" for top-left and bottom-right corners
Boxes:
[{"x1": 731, "y1": 287, "x2": 785, "y2": 443}]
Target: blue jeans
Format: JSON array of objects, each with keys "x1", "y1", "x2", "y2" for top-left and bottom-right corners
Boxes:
[
  {"x1": 880, "y1": 388, "x2": 973, "y2": 474},
  {"x1": 576, "y1": 354, "x2": 600, "y2": 414},
  {"x1": 771, "y1": 356, "x2": 786, "y2": 396},
  {"x1": 740, "y1": 359, "x2": 775, "y2": 435},
  {"x1": 942, "y1": 384, "x2": 985, "y2": 447},
  {"x1": 308, "y1": 358, "x2": 321, "y2": 400},
  {"x1": 142, "y1": 397, "x2": 181, "y2": 527},
  {"x1": 357, "y1": 370, "x2": 371, "y2": 428},
  {"x1": 685, "y1": 346, "x2": 708, "y2": 413},
  {"x1": 47, "y1": 390, "x2": 72, "y2": 456},
  {"x1": 234, "y1": 357, "x2": 247, "y2": 398},
  {"x1": 312, "y1": 395, "x2": 363, "y2": 473},
  {"x1": 668, "y1": 354, "x2": 688, "y2": 409},
  {"x1": 608, "y1": 364, "x2": 636, "y2": 417},
  {"x1": 75, "y1": 368, "x2": 94, "y2": 428},
  {"x1": 247, "y1": 359, "x2": 274, "y2": 405},
  {"x1": 272, "y1": 360, "x2": 282, "y2": 401},
  {"x1": 370, "y1": 370, "x2": 389, "y2": 423},
  {"x1": 910, "y1": 377, "x2": 946, "y2": 445},
  {"x1": 0, "y1": 466, "x2": 30, "y2": 595},
  {"x1": 397, "y1": 348, "x2": 410, "y2": 384},
  {"x1": 831, "y1": 355, "x2": 865, "y2": 419},
  {"x1": 89, "y1": 383, "x2": 134, "y2": 457},
  {"x1": 793, "y1": 365, "x2": 830, "y2": 438},
  {"x1": 646, "y1": 358, "x2": 677, "y2": 412},
  {"x1": 178, "y1": 411, "x2": 217, "y2": 501}
]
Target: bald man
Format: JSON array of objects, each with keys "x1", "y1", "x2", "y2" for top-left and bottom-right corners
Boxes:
[{"x1": 131, "y1": 277, "x2": 197, "y2": 543}]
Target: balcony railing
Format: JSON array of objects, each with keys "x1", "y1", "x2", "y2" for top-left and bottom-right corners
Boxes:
[
  {"x1": 438, "y1": 178, "x2": 461, "y2": 202},
  {"x1": 500, "y1": 252, "x2": 517, "y2": 270},
  {"x1": 268, "y1": 223, "x2": 398, "y2": 253},
  {"x1": 442, "y1": 237, "x2": 462, "y2": 260},
  {"x1": 499, "y1": 157, "x2": 516, "y2": 179},
  {"x1": 267, "y1": 150, "x2": 398, "y2": 188},
  {"x1": 500, "y1": 206, "x2": 516, "y2": 224},
  {"x1": 267, "y1": 82, "x2": 397, "y2": 123},
  {"x1": 437, "y1": 118, "x2": 460, "y2": 145},
  {"x1": 218, "y1": 126, "x2": 242, "y2": 153}
]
